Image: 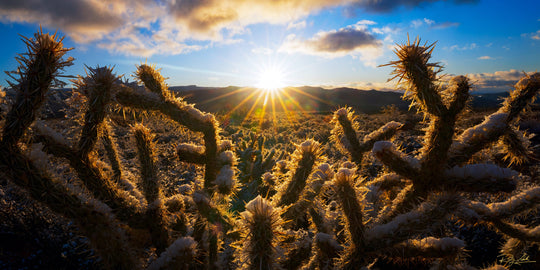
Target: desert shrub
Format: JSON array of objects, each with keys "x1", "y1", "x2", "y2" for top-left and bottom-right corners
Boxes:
[{"x1": 1, "y1": 30, "x2": 539, "y2": 270}]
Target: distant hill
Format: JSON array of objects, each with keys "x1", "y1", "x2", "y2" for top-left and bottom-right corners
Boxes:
[
  {"x1": 170, "y1": 86, "x2": 511, "y2": 114},
  {"x1": 1, "y1": 86, "x2": 513, "y2": 118}
]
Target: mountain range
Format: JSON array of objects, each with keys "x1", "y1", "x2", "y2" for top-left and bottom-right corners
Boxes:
[{"x1": 2, "y1": 86, "x2": 512, "y2": 119}]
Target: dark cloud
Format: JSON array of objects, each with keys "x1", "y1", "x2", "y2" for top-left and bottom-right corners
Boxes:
[
  {"x1": 169, "y1": 0, "x2": 238, "y2": 33},
  {"x1": 345, "y1": 0, "x2": 478, "y2": 15},
  {"x1": 311, "y1": 27, "x2": 381, "y2": 53},
  {"x1": 0, "y1": 0, "x2": 125, "y2": 41},
  {"x1": 280, "y1": 23, "x2": 383, "y2": 66}
]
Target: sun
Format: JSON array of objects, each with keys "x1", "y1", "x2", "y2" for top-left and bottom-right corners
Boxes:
[{"x1": 256, "y1": 68, "x2": 285, "y2": 92}]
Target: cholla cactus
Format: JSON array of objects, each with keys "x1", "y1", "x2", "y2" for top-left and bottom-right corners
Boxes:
[
  {"x1": 235, "y1": 195, "x2": 284, "y2": 270},
  {"x1": 366, "y1": 37, "x2": 540, "y2": 267}
]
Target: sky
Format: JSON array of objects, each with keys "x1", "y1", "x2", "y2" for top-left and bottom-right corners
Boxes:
[{"x1": 0, "y1": 0, "x2": 539, "y2": 92}]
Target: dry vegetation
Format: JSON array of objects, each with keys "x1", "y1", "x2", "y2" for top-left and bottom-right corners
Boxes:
[{"x1": 1, "y1": 30, "x2": 540, "y2": 270}]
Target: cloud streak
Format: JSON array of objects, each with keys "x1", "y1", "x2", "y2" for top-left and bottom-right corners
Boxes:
[{"x1": 411, "y1": 18, "x2": 459, "y2": 29}]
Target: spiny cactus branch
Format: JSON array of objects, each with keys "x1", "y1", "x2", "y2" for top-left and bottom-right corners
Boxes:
[
  {"x1": 382, "y1": 36, "x2": 446, "y2": 116},
  {"x1": 2, "y1": 29, "x2": 73, "y2": 146}
]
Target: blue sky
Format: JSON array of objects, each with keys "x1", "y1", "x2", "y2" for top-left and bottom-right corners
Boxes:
[{"x1": 1, "y1": 0, "x2": 539, "y2": 92}]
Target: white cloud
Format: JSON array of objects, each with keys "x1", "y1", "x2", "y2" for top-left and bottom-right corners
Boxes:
[
  {"x1": 466, "y1": 70, "x2": 536, "y2": 92},
  {"x1": 411, "y1": 18, "x2": 458, "y2": 29},
  {"x1": 477, "y1": 56, "x2": 493, "y2": 60},
  {"x1": 532, "y1": 30, "x2": 540, "y2": 40},
  {"x1": 287, "y1": 20, "x2": 307, "y2": 30},
  {"x1": 446, "y1": 43, "x2": 478, "y2": 51}
]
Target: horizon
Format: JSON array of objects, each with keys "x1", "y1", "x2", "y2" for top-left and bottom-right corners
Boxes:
[{"x1": 1, "y1": 0, "x2": 539, "y2": 93}]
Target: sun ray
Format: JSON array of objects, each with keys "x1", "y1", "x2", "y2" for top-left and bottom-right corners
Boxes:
[
  {"x1": 223, "y1": 88, "x2": 259, "y2": 119},
  {"x1": 270, "y1": 90, "x2": 277, "y2": 126},
  {"x1": 287, "y1": 87, "x2": 335, "y2": 107},
  {"x1": 199, "y1": 87, "x2": 252, "y2": 105},
  {"x1": 276, "y1": 91, "x2": 295, "y2": 123},
  {"x1": 258, "y1": 91, "x2": 269, "y2": 125},
  {"x1": 279, "y1": 87, "x2": 308, "y2": 115},
  {"x1": 243, "y1": 90, "x2": 266, "y2": 124}
]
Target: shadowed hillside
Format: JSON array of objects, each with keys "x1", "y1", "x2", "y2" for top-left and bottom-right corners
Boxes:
[{"x1": 170, "y1": 85, "x2": 512, "y2": 114}]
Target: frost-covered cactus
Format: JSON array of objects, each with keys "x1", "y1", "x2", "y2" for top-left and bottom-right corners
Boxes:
[
  {"x1": 274, "y1": 139, "x2": 323, "y2": 207},
  {"x1": 235, "y1": 195, "x2": 284, "y2": 270},
  {"x1": 366, "y1": 37, "x2": 540, "y2": 267}
]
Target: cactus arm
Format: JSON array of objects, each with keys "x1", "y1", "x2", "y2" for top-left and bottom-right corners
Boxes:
[
  {"x1": 275, "y1": 139, "x2": 322, "y2": 207},
  {"x1": 372, "y1": 141, "x2": 420, "y2": 181},
  {"x1": 380, "y1": 237, "x2": 465, "y2": 261},
  {"x1": 133, "y1": 124, "x2": 170, "y2": 252},
  {"x1": 447, "y1": 75, "x2": 471, "y2": 115},
  {"x1": 115, "y1": 85, "x2": 222, "y2": 191},
  {"x1": 501, "y1": 73, "x2": 540, "y2": 122},
  {"x1": 74, "y1": 66, "x2": 117, "y2": 157},
  {"x1": 332, "y1": 107, "x2": 365, "y2": 165},
  {"x1": 366, "y1": 194, "x2": 461, "y2": 252},
  {"x1": 33, "y1": 127, "x2": 142, "y2": 222},
  {"x1": 177, "y1": 143, "x2": 206, "y2": 164},
  {"x1": 361, "y1": 121, "x2": 403, "y2": 152},
  {"x1": 101, "y1": 122, "x2": 122, "y2": 181},
  {"x1": 236, "y1": 196, "x2": 283, "y2": 270},
  {"x1": 441, "y1": 164, "x2": 517, "y2": 193},
  {"x1": 2, "y1": 30, "x2": 73, "y2": 146},
  {"x1": 381, "y1": 37, "x2": 446, "y2": 117}
]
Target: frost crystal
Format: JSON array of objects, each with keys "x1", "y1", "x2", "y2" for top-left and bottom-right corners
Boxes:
[
  {"x1": 445, "y1": 163, "x2": 518, "y2": 180},
  {"x1": 219, "y1": 150, "x2": 236, "y2": 165},
  {"x1": 245, "y1": 195, "x2": 274, "y2": 214},
  {"x1": 411, "y1": 237, "x2": 465, "y2": 251},
  {"x1": 364, "y1": 121, "x2": 402, "y2": 142},
  {"x1": 215, "y1": 165, "x2": 235, "y2": 189},
  {"x1": 457, "y1": 112, "x2": 508, "y2": 145},
  {"x1": 488, "y1": 187, "x2": 540, "y2": 216},
  {"x1": 336, "y1": 107, "x2": 348, "y2": 116},
  {"x1": 34, "y1": 120, "x2": 67, "y2": 144},
  {"x1": 27, "y1": 143, "x2": 50, "y2": 171},
  {"x1": 147, "y1": 237, "x2": 196, "y2": 270},
  {"x1": 177, "y1": 143, "x2": 204, "y2": 154},
  {"x1": 372, "y1": 141, "x2": 394, "y2": 154}
]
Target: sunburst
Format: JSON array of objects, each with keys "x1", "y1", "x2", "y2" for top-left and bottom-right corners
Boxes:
[
  {"x1": 182, "y1": 61, "x2": 333, "y2": 128},
  {"x1": 256, "y1": 67, "x2": 285, "y2": 93}
]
